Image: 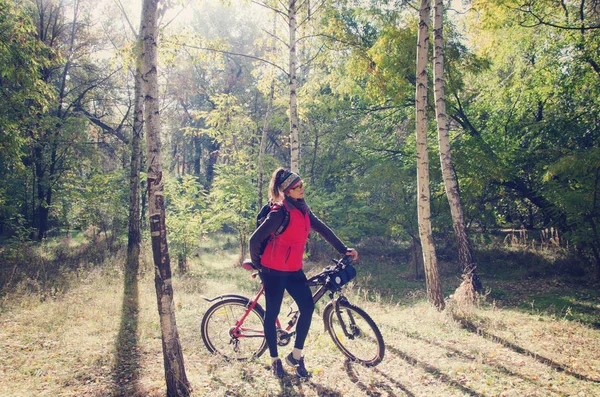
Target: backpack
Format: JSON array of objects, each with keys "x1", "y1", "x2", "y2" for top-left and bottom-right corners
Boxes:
[{"x1": 256, "y1": 202, "x2": 290, "y2": 256}]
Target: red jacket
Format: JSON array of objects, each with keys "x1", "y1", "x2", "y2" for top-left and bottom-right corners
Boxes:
[{"x1": 261, "y1": 201, "x2": 311, "y2": 272}]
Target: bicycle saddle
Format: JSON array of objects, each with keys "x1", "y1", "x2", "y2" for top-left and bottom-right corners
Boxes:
[{"x1": 241, "y1": 259, "x2": 257, "y2": 271}]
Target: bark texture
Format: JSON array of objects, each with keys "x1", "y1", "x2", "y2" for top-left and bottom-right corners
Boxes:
[
  {"x1": 416, "y1": 0, "x2": 445, "y2": 310},
  {"x1": 432, "y1": 0, "x2": 481, "y2": 292},
  {"x1": 141, "y1": 0, "x2": 190, "y2": 395}
]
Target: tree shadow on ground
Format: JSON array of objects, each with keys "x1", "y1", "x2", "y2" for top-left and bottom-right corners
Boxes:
[
  {"x1": 304, "y1": 380, "x2": 345, "y2": 397},
  {"x1": 454, "y1": 315, "x2": 600, "y2": 384},
  {"x1": 384, "y1": 343, "x2": 487, "y2": 397},
  {"x1": 389, "y1": 325, "x2": 539, "y2": 387},
  {"x1": 110, "y1": 262, "x2": 141, "y2": 396},
  {"x1": 344, "y1": 359, "x2": 403, "y2": 397},
  {"x1": 271, "y1": 373, "x2": 345, "y2": 397},
  {"x1": 370, "y1": 366, "x2": 415, "y2": 397}
]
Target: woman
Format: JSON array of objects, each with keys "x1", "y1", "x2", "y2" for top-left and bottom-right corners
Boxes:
[{"x1": 249, "y1": 168, "x2": 359, "y2": 379}]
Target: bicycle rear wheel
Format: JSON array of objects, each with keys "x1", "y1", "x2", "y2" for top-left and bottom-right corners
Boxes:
[
  {"x1": 201, "y1": 297, "x2": 267, "y2": 360},
  {"x1": 323, "y1": 299, "x2": 385, "y2": 366}
]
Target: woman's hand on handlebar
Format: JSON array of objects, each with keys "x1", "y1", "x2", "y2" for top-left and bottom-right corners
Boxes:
[{"x1": 346, "y1": 248, "x2": 358, "y2": 261}]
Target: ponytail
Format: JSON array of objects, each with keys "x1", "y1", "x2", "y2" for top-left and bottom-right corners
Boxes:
[{"x1": 268, "y1": 167, "x2": 287, "y2": 203}]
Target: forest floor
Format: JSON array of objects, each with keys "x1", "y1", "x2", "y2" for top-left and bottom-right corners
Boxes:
[{"x1": 1, "y1": 236, "x2": 599, "y2": 396}]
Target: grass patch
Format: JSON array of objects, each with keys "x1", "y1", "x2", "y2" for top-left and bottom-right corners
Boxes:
[
  {"x1": 517, "y1": 291, "x2": 600, "y2": 327},
  {"x1": 1, "y1": 235, "x2": 600, "y2": 396}
]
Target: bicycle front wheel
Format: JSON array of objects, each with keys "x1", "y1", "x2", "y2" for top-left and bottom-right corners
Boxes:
[
  {"x1": 323, "y1": 299, "x2": 385, "y2": 366},
  {"x1": 201, "y1": 297, "x2": 267, "y2": 361}
]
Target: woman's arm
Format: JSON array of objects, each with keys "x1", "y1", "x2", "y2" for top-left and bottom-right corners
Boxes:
[{"x1": 308, "y1": 211, "x2": 348, "y2": 254}]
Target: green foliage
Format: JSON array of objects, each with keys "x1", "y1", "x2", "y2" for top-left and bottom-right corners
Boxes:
[
  {"x1": 0, "y1": 0, "x2": 55, "y2": 234},
  {"x1": 543, "y1": 149, "x2": 600, "y2": 251},
  {"x1": 207, "y1": 164, "x2": 256, "y2": 256},
  {"x1": 197, "y1": 93, "x2": 258, "y2": 159},
  {"x1": 453, "y1": 0, "x2": 600, "y2": 251},
  {"x1": 0, "y1": 0, "x2": 599, "y2": 283},
  {"x1": 164, "y1": 174, "x2": 207, "y2": 262},
  {"x1": 366, "y1": 24, "x2": 416, "y2": 105},
  {"x1": 67, "y1": 168, "x2": 129, "y2": 239}
]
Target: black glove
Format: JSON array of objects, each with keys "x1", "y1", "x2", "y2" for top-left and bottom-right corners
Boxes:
[{"x1": 341, "y1": 255, "x2": 354, "y2": 266}]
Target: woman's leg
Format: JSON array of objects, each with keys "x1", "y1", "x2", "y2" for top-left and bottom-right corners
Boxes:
[
  {"x1": 286, "y1": 271, "x2": 315, "y2": 350},
  {"x1": 262, "y1": 270, "x2": 286, "y2": 358}
]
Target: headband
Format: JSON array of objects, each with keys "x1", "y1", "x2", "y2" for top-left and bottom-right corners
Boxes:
[{"x1": 279, "y1": 171, "x2": 301, "y2": 193}]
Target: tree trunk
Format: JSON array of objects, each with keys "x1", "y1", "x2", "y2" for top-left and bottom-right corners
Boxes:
[
  {"x1": 432, "y1": 0, "x2": 482, "y2": 292},
  {"x1": 126, "y1": 34, "x2": 144, "y2": 275},
  {"x1": 193, "y1": 134, "x2": 201, "y2": 175},
  {"x1": 415, "y1": 0, "x2": 444, "y2": 310},
  {"x1": 288, "y1": 0, "x2": 300, "y2": 173},
  {"x1": 141, "y1": 0, "x2": 190, "y2": 395},
  {"x1": 34, "y1": 146, "x2": 47, "y2": 239},
  {"x1": 178, "y1": 254, "x2": 188, "y2": 274},
  {"x1": 310, "y1": 125, "x2": 318, "y2": 184},
  {"x1": 588, "y1": 217, "x2": 600, "y2": 281},
  {"x1": 411, "y1": 236, "x2": 423, "y2": 280},
  {"x1": 205, "y1": 138, "x2": 219, "y2": 188}
]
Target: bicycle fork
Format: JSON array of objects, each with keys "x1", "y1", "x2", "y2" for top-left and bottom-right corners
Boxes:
[{"x1": 334, "y1": 297, "x2": 359, "y2": 339}]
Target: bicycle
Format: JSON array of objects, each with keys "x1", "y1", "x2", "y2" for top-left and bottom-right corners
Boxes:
[{"x1": 200, "y1": 256, "x2": 385, "y2": 367}]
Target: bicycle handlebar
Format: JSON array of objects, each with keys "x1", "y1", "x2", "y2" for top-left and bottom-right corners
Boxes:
[
  {"x1": 242, "y1": 256, "x2": 355, "y2": 287},
  {"x1": 306, "y1": 256, "x2": 355, "y2": 287}
]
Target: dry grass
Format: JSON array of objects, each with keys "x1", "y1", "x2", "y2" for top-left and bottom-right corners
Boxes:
[{"x1": 1, "y1": 245, "x2": 600, "y2": 397}]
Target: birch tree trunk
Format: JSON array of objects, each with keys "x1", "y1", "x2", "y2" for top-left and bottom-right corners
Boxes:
[
  {"x1": 141, "y1": 0, "x2": 190, "y2": 395},
  {"x1": 126, "y1": 36, "x2": 144, "y2": 274},
  {"x1": 288, "y1": 0, "x2": 300, "y2": 173},
  {"x1": 432, "y1": 0, "x2": 482, "y2": 292},
  {"x1": 415, "y1": 0, "x2": 445, "y2": 310}
]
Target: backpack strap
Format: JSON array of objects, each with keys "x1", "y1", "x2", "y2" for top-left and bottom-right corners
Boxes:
[{"x1": 271, "y1": 203, "x2": 290, "y2": 236}]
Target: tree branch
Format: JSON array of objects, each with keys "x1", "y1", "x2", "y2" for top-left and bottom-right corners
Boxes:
[
  {"x1": 76, "y1": 105, "x2": 131, "y2": 144},
  {"x1": 261, "y1": 27, "x2": 289, "y2": 49},
  {"x1": 514, "y1": 6, "x2": 600, "y2": 30},
  {"x1": 298, "y1": 43, "x2": 324, "y2": 70},
  {"x1": 179, "y1": 43, "x2": 289, "y2": 76},
  {"x1": 297, "y1": 0, "x2": 327, "y2": 28},
  {"x1": 251, "y1": 1, "x2": 288, "y2": 19},
  {"x1": 113, "y1": 0, "x2": 137, "y2": 38}
]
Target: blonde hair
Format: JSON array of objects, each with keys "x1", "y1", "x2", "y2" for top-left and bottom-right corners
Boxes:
[{"x1": 268, "y1": 167, "x2": 287, "y2": 203}]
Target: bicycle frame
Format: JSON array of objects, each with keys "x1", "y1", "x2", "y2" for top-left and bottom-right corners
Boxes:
[{"x1": 203, "y1": 270, "x2": 334, "y2": 342}]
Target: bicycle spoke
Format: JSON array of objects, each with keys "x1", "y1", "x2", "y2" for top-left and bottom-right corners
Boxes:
[
  {"x1": 324, "y1": 300, "x2": 385, "y2": 366},
  {"x1": 201, "y1": 298, "x2": 267, "y2": 361}
]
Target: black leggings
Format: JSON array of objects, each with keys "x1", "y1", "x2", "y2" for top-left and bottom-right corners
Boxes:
[{"x1": 261, "y1": 268, "x2": 315, "y2": 358}]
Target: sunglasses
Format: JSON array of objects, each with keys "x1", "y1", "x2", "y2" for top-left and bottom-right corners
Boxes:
[{"x1": 291, "y1": 182, "x2": 304, "y2": 191}]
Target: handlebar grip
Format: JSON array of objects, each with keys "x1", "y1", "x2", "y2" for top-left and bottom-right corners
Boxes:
[{"x1": 341, "y1": 255, "x2": 353, "y2": 266}]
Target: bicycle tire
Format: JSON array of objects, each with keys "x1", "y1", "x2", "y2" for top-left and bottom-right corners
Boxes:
[
  {"x1": 201, "y1": 297, "x2": 267, "y2": 361},
  {"x1": 323, "y1": 299, "x2": 385, "y2": 366}
]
